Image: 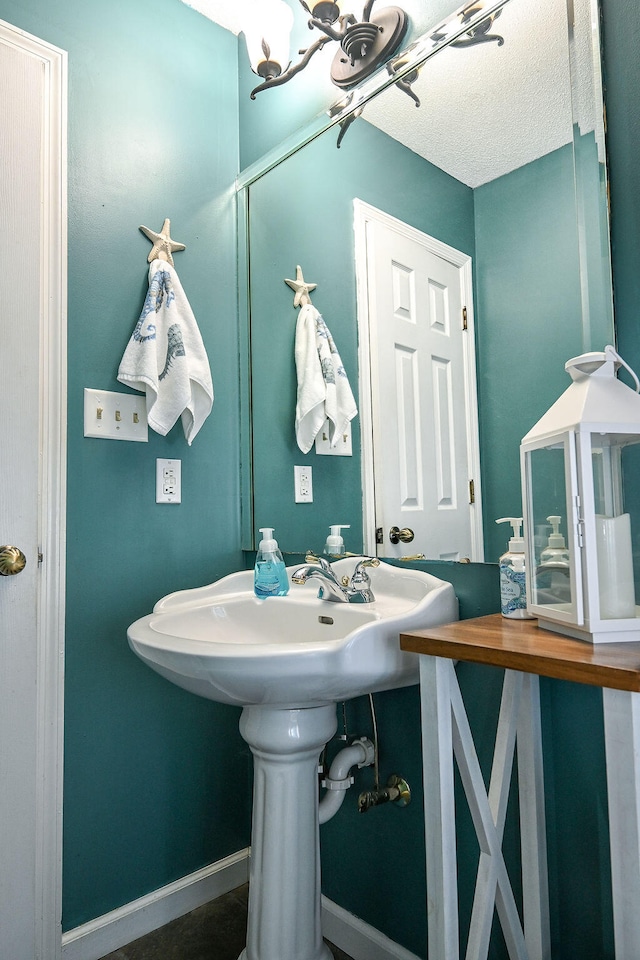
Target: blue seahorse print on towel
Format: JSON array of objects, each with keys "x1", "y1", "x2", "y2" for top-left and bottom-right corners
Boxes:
[
  {"x1": 132, "y1": 268, "x2": 175, "y2": 343},
  {"x1": 316, "y1": 315, "x2": 348, "y2": 382},
  {"x1": 159, "y1": 323, "x2": 186, "y2": 381}
]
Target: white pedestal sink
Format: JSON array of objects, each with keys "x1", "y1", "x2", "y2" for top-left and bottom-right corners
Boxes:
[{"x1": 127, "y1": 559, "x2": 457, "y2": 960}]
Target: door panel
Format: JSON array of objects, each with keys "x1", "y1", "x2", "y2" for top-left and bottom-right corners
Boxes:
[
  {"x1": 357, "y1": 204, "x2": 482, "y2": 561},
  {"x1": 0, "y1": 22, "x2": 66, "y2": 959}
]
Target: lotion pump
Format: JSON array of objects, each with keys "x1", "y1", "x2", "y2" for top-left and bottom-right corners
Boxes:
[
  {"x1": 254, "y1": 528, "x2": 289, "y2": 598},
  {"x1": 540, "y1": 515, "x2": 570, "y2": 566},
  {"x1": 323, "y1": 524, "x2": 350, "y2": 556},
  {"x1": 496, "y1": 517, "x2": 534, "y2": 619}
]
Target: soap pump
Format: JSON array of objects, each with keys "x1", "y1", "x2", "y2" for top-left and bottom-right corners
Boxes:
[
  {"x1": 540, "y1": 515, "x2": 570, "y2": 567},
  {"x1": 495, "y1": 517, "x2": 534, "y2": 619},
  {"x1": 254, "y1": 527, "x2": 289, "y2": 598},
  {"x1": 323, "y1": 524, "x2": 350, "y2": 557}
]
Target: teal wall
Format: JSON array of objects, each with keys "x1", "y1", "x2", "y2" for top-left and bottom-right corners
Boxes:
[
  {"x1": 0, "y1": 0, "x2": 251, "y2": 930},
  {"x1": 474, "y1": 145, "x2": 584, "y2": 561}
]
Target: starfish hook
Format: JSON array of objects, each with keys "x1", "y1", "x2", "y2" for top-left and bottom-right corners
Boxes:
[
  {"x1": 284, "y1": 265, "x2": 317, "y2": 308},
  {"x1": 139, "y1": 218, "x2": 186, "y2": 266}
]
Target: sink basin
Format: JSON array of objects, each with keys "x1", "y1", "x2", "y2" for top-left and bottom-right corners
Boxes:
[
  {"x1": 127, "y1": 558, "x2": 457, "y2": 707},
  {"x1": 127, "y1": 558, "x2": 457, "y2": 960}
]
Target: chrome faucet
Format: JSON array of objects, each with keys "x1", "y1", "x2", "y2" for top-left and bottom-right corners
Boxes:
[{"x1": 291, "y1": 555, "x2": 380, "y2": 603}]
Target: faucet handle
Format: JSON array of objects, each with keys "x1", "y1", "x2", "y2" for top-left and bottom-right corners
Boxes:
[
  {"x1": 305, "y1": 552, "x2": 332, "y2": 572},
  {"x1": 350, "y1": 556, "x2": 380, "y2": 586}
]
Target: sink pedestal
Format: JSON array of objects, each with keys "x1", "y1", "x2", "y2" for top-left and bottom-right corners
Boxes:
[{"x1": 238, "y1": 703, "x2": 338, "y2": 960}]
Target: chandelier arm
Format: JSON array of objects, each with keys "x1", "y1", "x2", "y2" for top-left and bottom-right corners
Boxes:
[
  {"x1": 394, "y1": 77, "x2": 420, "y2": 107},
  {"x1": 450, "y1": 31, "x2": 504, "y2": 47},
  {"x1": 309, "y1": 13, "x2": 355, "y2": 42},
  {"x1": 336, "y1": 108, "x2": 362, "y2": 148},
  {"x1": 250, "y1": 36, "x2": 333, "y2": 99},
  {"x1": 362, "y1": 0, "x2": 377, "y2": 21}
]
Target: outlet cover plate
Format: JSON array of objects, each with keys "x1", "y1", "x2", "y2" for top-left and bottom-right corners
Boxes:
[
  {"x1": 156, "y1": 458, "x2": 182, "y2": 504},
  {"x1": 294, "y1": 464, "x2": 313, "y2": 503},
  {"x1": 84, "y1": 388, "x2": 148, "y2": 442}
]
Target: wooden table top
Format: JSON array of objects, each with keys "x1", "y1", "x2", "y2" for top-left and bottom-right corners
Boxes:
[{"x1": 400, "y1": 614, "x2": 640, "y2": 692}]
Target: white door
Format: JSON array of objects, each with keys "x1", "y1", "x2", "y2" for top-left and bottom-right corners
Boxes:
[
  {"x1": 0, "y1": 21, "x2": 66, "y2": 960},
  {"x1": 355, "y1": 201, "x2": 483, "y2": 561}
]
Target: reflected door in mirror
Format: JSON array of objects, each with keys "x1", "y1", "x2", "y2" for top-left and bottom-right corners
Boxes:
[{"x1": 356, "y1": 202, "x2": 483, "y2": 560}]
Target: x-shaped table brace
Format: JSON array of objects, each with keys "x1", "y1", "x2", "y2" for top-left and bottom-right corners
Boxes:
[{"x1": 419, "y1": 657, "x2": 551, "y2": 960}]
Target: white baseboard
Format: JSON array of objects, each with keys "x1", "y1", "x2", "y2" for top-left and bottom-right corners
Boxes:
[
  {"x1": 61, "y1": 848, "x2": 420, "y2": 960},
  {"x1": 321, "y1": 896, "x2": 422, "y2": 960},
  {"x1": 61, "y1": 848, "x2": 250, "y2": 960}
]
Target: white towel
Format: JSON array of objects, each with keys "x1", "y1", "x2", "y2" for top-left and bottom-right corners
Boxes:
[
  {"x1": 117, "y1": 259, "x2": 213, "y2": 444},
  {"x1": 294, "y1": 302, "x2": 357, "y2": 453}
]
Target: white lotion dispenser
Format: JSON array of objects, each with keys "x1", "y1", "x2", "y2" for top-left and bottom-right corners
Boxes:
[
  {"x1": 323, "y1": 524, "x2": 350, "y2": 556},
  {"x1": 496, "y1": 517, "x2": 534, "y2": 619},
  {"x1": 254, "y1": 527, "x2": 289, "y2": 598},
  {"x1": 540, "y1": 515, "x2": 570, "y2": 567}
]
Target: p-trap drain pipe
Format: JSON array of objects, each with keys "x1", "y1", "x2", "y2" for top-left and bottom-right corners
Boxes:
[{"x1": 318, "y1": 737, "x2": 375, "y2": 825}]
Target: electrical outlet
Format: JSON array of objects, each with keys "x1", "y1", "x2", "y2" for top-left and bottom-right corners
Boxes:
[
  {"x1": 294, "y1": 465, "x2": 313, "y2": 503},
  {"x1": 156, "y1": 458, "x2": 181, "y2": 504}
]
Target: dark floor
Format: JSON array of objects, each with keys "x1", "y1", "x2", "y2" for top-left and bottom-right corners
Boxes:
[{"x1": 100, "y1": 884, "x2": 354, "y2": 960}]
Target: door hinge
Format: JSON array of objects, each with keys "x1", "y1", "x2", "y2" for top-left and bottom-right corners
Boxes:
[
  {"x1": 462, "y1": 306, "x2": 468, "y2": 331},
  {"x1": 376, "y1": 527, "x2": 384, "y2": 544},
  {"x1": 469, "y1": 479, "x2": 475, "y2": 504}
]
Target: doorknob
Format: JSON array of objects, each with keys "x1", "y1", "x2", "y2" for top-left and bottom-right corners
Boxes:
[
  {"x1": 389, "y1": 526, "x2": 415, "y2": 544},
  {"x1": 0, "y1": 545, "x2": 27, "y2": 576}
]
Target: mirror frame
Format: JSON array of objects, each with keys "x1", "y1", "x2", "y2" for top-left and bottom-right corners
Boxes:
[{"x1": 236, "y1": 0, "x2": 613, "y2": 555}]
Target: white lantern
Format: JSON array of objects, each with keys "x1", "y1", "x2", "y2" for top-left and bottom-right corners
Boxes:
[{"x1": 520, "y1": 345, "x2": 640, "y2": 642}]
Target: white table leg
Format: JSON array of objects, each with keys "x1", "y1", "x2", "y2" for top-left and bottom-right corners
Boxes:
[
  {"x1": 517, "y1": 675, "x2": 550, "y2": 960},
  {"x1": 602, "y1": 687, "x2": 640, "y2": 960},
  {"x1": 419, "y1": 655, "x2": 460, "y2": 960},
  {"x1": 419, "y1": 659, "x2": 550, "y2": 960}
]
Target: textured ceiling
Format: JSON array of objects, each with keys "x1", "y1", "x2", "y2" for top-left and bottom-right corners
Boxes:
[
  {"x1": 180, "y1": 0, "x2": 598, "y2": 188},
  {"x1": 181, "y1": 0, "x2": 246, "y2": 35},
  {"x1": 362, "y1": 0, "x2": 596, "y2": 187}
]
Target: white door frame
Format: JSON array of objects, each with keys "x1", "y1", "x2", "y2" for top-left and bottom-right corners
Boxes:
[
  {"x1": 353, "y1": 199, "x2": 483, "y2": 560},
  {"x1": 1, "y1": 19, "x2": 67, "y2": 958}
]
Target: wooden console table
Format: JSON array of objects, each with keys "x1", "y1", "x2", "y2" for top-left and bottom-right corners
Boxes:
[{"x1": 400, "y1": 614, "x2": 640, "y2": 960}]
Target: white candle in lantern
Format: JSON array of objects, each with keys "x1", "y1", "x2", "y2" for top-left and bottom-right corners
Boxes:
[{"x1": 595, "y1": 514, "x2": 636, "y2": 619}]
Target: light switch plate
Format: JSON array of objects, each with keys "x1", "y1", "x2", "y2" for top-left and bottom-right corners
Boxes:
[
  {"x1": 315, "y1": 419, "x2": 353, "y2": 456},
  {"x1": 84, "y1": 388, "x2": 148, "y2": 442}
]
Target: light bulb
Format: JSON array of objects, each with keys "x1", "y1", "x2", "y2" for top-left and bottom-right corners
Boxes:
[{"x1": 243, "y1": 0, "x2": 294, "y2": 78}]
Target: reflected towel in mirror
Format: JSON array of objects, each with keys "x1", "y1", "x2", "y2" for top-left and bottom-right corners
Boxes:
[
  {"x1": 117, "y1": 259, "x2": 213, "y2": 444},
  {"x1": 294, "y1": 302, "x2": 357, "y2": 453}
]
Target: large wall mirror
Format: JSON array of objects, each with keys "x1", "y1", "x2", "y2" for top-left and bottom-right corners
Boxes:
[{"x1": 241, "y1": 0, "x2": 614, "y2": 564}]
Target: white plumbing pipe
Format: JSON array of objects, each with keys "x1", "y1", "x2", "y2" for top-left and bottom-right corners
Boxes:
[{"x1": 318, "y1": 737, "x2": 375, "y2": 824}]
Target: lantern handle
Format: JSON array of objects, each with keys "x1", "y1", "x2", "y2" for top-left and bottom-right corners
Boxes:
[{"x1": 606, "y1": 344, "x2": 640, "y2": 393}]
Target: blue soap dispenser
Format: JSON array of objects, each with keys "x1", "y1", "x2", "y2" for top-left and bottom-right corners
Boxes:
[{"x1": 254, "y1": 528, "x2": 289, "y2": 598}]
